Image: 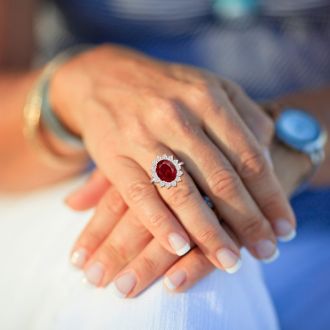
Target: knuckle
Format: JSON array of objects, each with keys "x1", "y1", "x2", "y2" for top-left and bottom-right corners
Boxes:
[
  {"x1": 139, "y1": 255, "x2": 159, "y2": 276},
  {"x1": 81, "y1": 229, "x2": 103, "y2": 246},
  {"x1": 207, "y1": 168, "x2": 239, "y2": 199},
  {"x1": 240, "y1": 216, "x2": 264, "y2": 239},
  {"x1": 202, "y1": 98, "x2": 221, "y2": 118},
  {"x1": 176, "y1": 117, "x2": 200, "y2": 140},
  {"x1": 168, "y1": 185, "x2": 195, "y2": 208},
  {"x1": 127, "y1": 181, "x2": 155, "y2": 204},
  {"x1": 150, "y1": 97, "x2": 191, "y2": 133},
  {"x1": 197, "y1": 227, "x2": 220, "y2": 245},
  {"x1": 239, "y1": 149, "x2": 268, "y2": 180},
  {"x1": 148, "y1": 212, "x2": 169, "y2": 229},
  {"x1": 126, "y1": 120, "x2": 155, "y2": 149},
  {"x1": 189, "y1": 82, "x2": 216, "y2": 111},
  {"x1": 97, "y1": 241, "x2": 122, "y2": 262},
  {"x1": 154, "y1": 97, "x2": 182, "y2": 123},
  {"x1": 108, "y1": 239, "x2": 129, "y2": 262},
  {"x1": 259, "y1": 190, "x2": 281, "y2": 214},
  {"x1": 190, "y1": 80, "x2": 210, "y2": 98}
]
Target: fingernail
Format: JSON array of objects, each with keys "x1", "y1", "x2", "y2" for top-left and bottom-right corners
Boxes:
[
  {"x1": 216, "y1": 248, "x2": 242, "y2": 274},
  {"x1": 254, "y1": 240, "x2": 280, "y2": 263},
  {"x1": 263, "y1": 148, "x2": 274, "y2": 170},
  {"x1": 84, "y1": 262, "x2": 104, "y2": 286},
  {"x1": 168, "y1": 233, "x2": 190, "y2": 256},
  {"x1": 112, "y1": 271, "x2": 137, "y2": 298},
  {"x1": 71, "y1": 248, "x2": 88, "y2": 268},
  {"x1": 164, "y1": 270, "x2": 186, "y2": 290},
  {"x1": 275, "y1": 219, "x2": 296, "y2": 242}
]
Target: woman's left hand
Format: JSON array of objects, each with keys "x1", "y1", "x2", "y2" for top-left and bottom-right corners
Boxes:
[{"x1": 66, "y1": 134, "x2": 310, "y2": 297}]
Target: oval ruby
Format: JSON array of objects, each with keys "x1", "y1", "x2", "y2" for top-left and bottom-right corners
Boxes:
[{"x1": 156, "y1": 160, "x2": 177, "y2": 182}]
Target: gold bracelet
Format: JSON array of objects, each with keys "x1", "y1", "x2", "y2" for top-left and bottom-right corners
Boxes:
[{"x1": 23, "y1": 47, "x2": 90, "y2": 169}]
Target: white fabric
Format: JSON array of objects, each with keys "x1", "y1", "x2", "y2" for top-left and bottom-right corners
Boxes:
[{"x1": 0, "y1": 178, "x2": 279, "y2": 330}]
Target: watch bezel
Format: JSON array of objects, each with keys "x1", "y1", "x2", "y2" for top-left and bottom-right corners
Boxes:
[{"x1": 275, "y1": 108, "x2": 327, "y2": 156}]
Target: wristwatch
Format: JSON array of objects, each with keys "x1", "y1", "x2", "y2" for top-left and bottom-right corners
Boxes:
[{"x1": 274, "y1": 108, "x2": 327, "y2": 187}]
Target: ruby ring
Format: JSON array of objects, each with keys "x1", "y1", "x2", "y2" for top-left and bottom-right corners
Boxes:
[{"x1": 151, "y1": 154, "x2": 184, "y2": 188}]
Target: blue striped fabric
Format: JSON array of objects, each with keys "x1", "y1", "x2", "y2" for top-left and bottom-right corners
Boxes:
[
  {"x1": 54, "y1": 0, "x2": 330, "y2": 99},
  {"x1": 55, "y1": 0, "x2": 330, "y2": 40}
]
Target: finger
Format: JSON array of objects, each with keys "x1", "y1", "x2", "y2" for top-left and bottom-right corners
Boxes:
[
  {"x1": 84, "y1": 207, "x2": 243, "y2": 288},
  {"x1": 86, "y1": 211, "x2": 242, "y2": 290},
  {"x1": 84, "y1": 100, "x2": 240, "y2": 267},
  {"x1": 111, "y1": 240, "x2": 241, "y2": 298},
  {"x1": 65, "y1": 170, "x2": 110, "y2": 211},
  {"x1": 70, "y1": 185, "x2": 127, "y2": 268},
  {"x1": 164, "y1": 213, "x2": 244, "y2": 294},
  {"x1": 202, "y1": 85, "x2": 296, "y2": 243},
  {"x1": 163, "y1": 128, "x2": 278, "y2": 261},
  {"x1": 130, "y1": 144, "x2": 242, "y2": 271},
  {"x1": 110, "y1": 240, "x2": 178, "y2": 298},
  {"x1": 144, "y1": 93, "x2": 279, "y2": 260},
  {"x1": 219, "y1": 82, "x2": 296, "y2": 240},
  {"x1": 220, "y1": 79, "x2": 274, "y2": 169},
  {"x1": 83, "y1": 208, "x2": 153, "y2": 287},
  {"x1": 163, "y1": 247, "x2": 215, "y2": 292},
  {"x1": 220, "y1": 79, "x2": 274, "y2": 147},
  {"x1": 107, "y1": 155, "x2": 193, "y2": 257},
  {"x1": 84, "y1": 115, "x2": 194, "y2": 258}
]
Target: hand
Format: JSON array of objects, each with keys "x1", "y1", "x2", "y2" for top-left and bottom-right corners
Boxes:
[
  {"x1": 66, "y1": 142, "x2": 309, "y2": 296},
  {"x1": 67, "y1": 171, "x2": 240, "y2": 295},
  {"x1": 52, "y1": 44, "x2": 295, "y2": 270}
]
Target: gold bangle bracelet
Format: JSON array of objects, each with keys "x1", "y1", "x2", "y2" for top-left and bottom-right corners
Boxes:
[{"x1": 23, "y1": 47, "x2": 90, "y2": 169}]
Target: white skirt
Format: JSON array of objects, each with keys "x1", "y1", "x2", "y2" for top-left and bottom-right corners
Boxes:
[{"x1": 0, "y1": 178, "x2": 279, "y2": 330}]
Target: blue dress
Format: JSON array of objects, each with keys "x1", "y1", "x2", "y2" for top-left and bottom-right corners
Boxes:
[{"x1": 53, "y1": 1, "x2": 330, "y2": 329}]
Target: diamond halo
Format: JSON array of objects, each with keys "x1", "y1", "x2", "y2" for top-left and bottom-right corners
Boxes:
[{"x1": 151, "y1": 154, "x2": 184, "y2": 188}]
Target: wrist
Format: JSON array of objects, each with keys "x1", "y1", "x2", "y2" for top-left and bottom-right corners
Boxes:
[
  {"x1": 270, "y1": 141, "x2": 311, "y2": 196},
  {"x1": 48, "y1": 45, "x2": 97, "y2": 137},
  {"x1": 261, "y1": 102, "x2": 315, "y2": 195},
  {"x1": 23, "y1": 49, "x2": 91, "y2": 169},
  {"x1": 49, "y1": 59, "x2": 83, "y2": 137}
]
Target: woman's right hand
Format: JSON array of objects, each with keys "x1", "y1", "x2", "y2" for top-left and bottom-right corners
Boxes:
[{"x1": 51, "y1": 44, "x2": 295, "y2": 270}]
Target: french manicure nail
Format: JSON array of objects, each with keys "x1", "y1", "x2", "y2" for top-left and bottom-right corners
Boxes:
[
  {"x1": 168, "y1": 233, "x2": 190, "y2": 256},
  {"x1": 255, "y1": 240, "x2": 280, "y2": 263},
  {"x1": 71, "y1": 248, "x2": 88, "y2": 268},
  {"x1": 84, "y1": 262, "x2": 104, "y2": 286},
  {"x1": 164, "y1": 270, "x2": 186, "y2": 290},
  {"x1": 216, "y1": 248, "x2": 242, "y2": 274},
  {"x1": 275, "y1": 218, "x2": 296, "y2": 242},
  {"x1": 112, "y1": 271, "x2": 137, "y2": 298}
]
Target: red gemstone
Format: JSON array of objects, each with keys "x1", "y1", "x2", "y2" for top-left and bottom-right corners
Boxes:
[{"x1": 156, "y1": 160, "x2": 177, "y2": 182}]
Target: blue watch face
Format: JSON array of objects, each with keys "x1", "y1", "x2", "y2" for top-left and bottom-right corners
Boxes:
[{"x1": 275, "y1": 109, "x2": 321, "y2": 151}]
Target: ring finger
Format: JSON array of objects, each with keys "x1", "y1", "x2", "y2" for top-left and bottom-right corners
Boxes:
[{"x1": 128, "y1": 144, "x2": 242, "y2": 271}]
